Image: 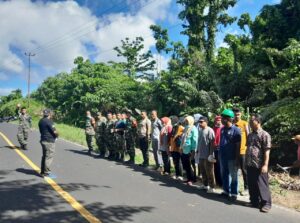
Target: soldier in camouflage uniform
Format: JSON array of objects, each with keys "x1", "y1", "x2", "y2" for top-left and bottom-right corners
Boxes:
[
  {"x1": 85, "y1": 111, "x2": 96, "y2": 155},
  {"x1": 95, "y1": 112, "x2": 107, "y2": 158},
  {"x1": 16, "y1": 105, "x2": 32, "y2": 150},
  {"x1": 106, "y1": 112, "x2": 117, "y2": 160},
  {"x1": 114, "y1": 112, "x2": 126, "y2": 161},
  {"x1": 124, "y1": 109, "x2": 137, "y2": 164}
]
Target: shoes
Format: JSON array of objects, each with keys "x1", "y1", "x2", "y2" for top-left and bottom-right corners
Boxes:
[
  {"x1": 261, "y1": 205, "x2": 271, "y2": 213},
  {"x1": 161, "y1": 172, "x2": 170, "y2": 176},
  {"x1": 207, "y1": 188, "x2": 215, "y2": 194},
  {"x1": 244, "y1": 202, "x2": 259, "y2": 208},
  {"x1": 186, "y1": 181, "x2": 193, "y2": 186},
  {"x1": 156, "y1": 166, "x2": 163, "y2": 172},
  {"x1": 228, "y1": 195, "x2": 237, "y2": 202},
  {"x1": 124, "y1": 160, "x2": 134, "y2": 165},
  {"x1": 177, "y1": 176, "x2": 184, "y2": 181},
  {"x1": 219, "y1": 192, "x2": 229, "y2": 198},
  {"x1": 240, "y1": 189, "x2": 249, "y2": 196},
  {"x1": 199, "y1": 184, "x2": 209, "y2": 190},
  {"x1": 23, "y1": 145, "x2": 28, "y2": 150},
  {"x1": 41, "y1": 172, "x2": 57, "y2": 179}
]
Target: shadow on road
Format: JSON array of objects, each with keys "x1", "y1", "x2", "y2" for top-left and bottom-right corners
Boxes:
[
  {"x1": 0, "y1": 145, "x2": 19, "y2": 150},
  {"x1": 116, "y1": 162, "x2": 249, "y2": 208},
  {"x1": 16, "y1": 168, "x2": 42, "y2": 177},
  {"x1": 0, "y1": 175, "x2": 154, "y2": 223}
]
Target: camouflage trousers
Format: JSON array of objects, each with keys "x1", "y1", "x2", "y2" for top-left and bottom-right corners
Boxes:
[
  {"x1": 106, "y1": 135, "x2": 116, "y2": 157},
  {"x1": 115, "y1": 134, "x2": 125, "y2": 160},
  {"x1": 96, "y1": 135, "x2": 106, "y2": 155},
  {"x1": 17, "y1": 126, "x2": 29, "y2": 147},
  {"x1": 125, "y1": 135, "x2": 135, "y2": 161},
  {"x1": 86, "y1": 134, "x2": 94, "y2": 152}
]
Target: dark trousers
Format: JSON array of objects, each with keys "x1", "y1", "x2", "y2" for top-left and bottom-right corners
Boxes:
[
  {"x1": 161, "y1": 151, "x2": 170, "y2": 174},
  {"x1": 191, "y1": 158, "x2": 197, "y2": 181},
  {"x1": 214, "y1": 149, "x2": 222, "y2": 186},
  {"x1": 181, "y1": 153, "x2": 195, "y2": 182},
  {"x1": 139, "y1": 137, "x2": 149, "y2": 165},
  {"x1": 171, "y1": 151, "x2": 183, "y2": 177},
  {"x1": 240, "y1": 154, "x2": 248, "y2": 190},
  {"x1": 247, "y1": 167, "x2": 272, "y2": 207}
]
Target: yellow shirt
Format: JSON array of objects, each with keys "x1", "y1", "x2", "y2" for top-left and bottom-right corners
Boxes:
[{"x1": 234, "y1": 119, "x2": 248, "y2": 155}]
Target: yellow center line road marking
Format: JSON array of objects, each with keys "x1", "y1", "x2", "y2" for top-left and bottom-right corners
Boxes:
[{"x1": 0, "y1": 131, "x2": 101, "y2": 223}]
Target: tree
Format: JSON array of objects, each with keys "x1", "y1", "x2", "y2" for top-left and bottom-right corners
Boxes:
[
  {"x1": 0, "y1": 89, "x2": 22, "y2": 106},
  {"x1": 177, "y1": 0, "x2": 237, "y2": 61},
  {"x1": 113, "y1": 37, "x2": 156, "y2": 79},
  {"x1": 150, "y1": 25, "x2": 170, "y2": 76}
]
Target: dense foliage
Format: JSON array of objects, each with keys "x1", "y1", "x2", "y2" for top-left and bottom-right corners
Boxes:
[{"x1": 1, "y1": 0, "x2": 299, "y2": 164}]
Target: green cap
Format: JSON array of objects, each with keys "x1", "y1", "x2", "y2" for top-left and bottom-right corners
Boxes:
[{"x1": 221, "y1": 109, "x2": 234, "y2": 118}]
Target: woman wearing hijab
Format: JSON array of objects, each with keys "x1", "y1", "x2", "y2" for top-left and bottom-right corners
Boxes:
[
  {"x1": 160, "y1": 117, "x2": 172, "y2": 175},
  {"x1": 180, "y1": 116, "x2": 199, "y2": 186}
]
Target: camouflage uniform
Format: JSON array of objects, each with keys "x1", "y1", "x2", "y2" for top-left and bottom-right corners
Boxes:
[
  {"x1": 125, "y1": 116, "x2": 137, "y2": 163},
  {"x1": 85, "y1": 116, "x2": 95, "y2": 153},
  {"x1": 106, "y1": 119, "x2": 116, "y2": 159},
  {"x1": 114, "y1": 119, "x2": 126, "y2": 161},
  {"x1": 17, "y1": 112, "x2": 32, "y2": 150},
  {"x1": 96, "y1": 116, "x2": 107, "y2": 157}
]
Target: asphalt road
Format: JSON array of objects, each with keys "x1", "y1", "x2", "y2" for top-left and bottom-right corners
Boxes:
[{"x1": 0, "y1": 122, "x2": 299, "y2": 223}]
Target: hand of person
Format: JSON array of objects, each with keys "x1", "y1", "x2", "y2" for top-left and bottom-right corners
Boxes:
[{"x1": 261, "y1": 164, "x2": 268, "y2": 174}]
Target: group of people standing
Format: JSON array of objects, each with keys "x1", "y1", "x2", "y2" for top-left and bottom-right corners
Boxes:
[
  {"x1": 14, "y1": 104, "x2": 300, "y2": 213},
  {"x1": 84, "y1": 107, "x2": 274, "y2": 213}
]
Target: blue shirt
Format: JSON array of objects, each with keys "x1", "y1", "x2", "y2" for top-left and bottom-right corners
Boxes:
[{"x1": 219, "y1": 125, "x2": 241, "y2": 160}]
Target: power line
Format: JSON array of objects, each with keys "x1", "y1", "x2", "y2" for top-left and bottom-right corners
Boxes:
[
  {"x1": 32, "y1": 0, "x2": 149, "y2": 54},
  {"x1": 43, "y1": 23, "x2": 182, "y2": 67},
  {"x1": 31, "y1": 0, "x2": 129, "y2": 53}
]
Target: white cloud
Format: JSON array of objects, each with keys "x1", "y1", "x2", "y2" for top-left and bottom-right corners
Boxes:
[
  {"x1": 0, "y1": 88, "x2": 15, "y2": 96},
  {"x1": 0, "y1": 0, "x2": 172, "y2": 81}
]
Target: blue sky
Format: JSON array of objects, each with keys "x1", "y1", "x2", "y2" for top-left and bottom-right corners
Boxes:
[{"x1": 0, "y1": 0, "x2": 281, "y2": 96}]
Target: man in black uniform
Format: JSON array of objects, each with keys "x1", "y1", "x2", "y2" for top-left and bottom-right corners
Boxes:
[{"x1": 38, "y1": 109, "x2": 58, "y2": 178}]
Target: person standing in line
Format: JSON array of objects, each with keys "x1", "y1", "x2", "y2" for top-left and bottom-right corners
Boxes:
[
  {"x1": 193, "y1": 113, "x2": 202, "y2": 180},
  {"x1": 39, "y1": 109, "x2": 58, "y2": 178},
  {"x1": 170, "y1": 116, "x2": 184, "y2": 180},
  {"x1": 85, "y1": 111, "x2": 96, "y2": 155},
  {"x1": 106, "y1": 112, "x2": 116, "y2": 160},
  {"x1": 197, "y1": 116, "x2": 216, "y2": 193},
  {"x1": 16, "y1": 104, "x2": 32, "y2": 150},
  {"x1": 151, "y1": 110, "x2": 163, "y2": 170},
  {"x1": 246, "y1": 114, "x2": 272, "y2": 213},
  {"x1": 233, "y1": 107, "x2": 250, "y2": 196},
  {"x1": 114, "y1": 112, "x2": 126, "y2": 161},
  {"x1": 180, "y1": 116, "x2": 198, "y2": 186},
  {"x1": 124, "y1": 109, "x2": 137, "y2": 164},
  {"x1": 160, "y1": 117, "x2": 172, "y2": 175},
  {"x1": 137, "y1": 111, "x2": 152, "y2": 167},
  {"x1": 213, "y1": 115, "x2": 223, "y2": 187},
  {"x1": 95, "y1": 112, "x2": 107, "y2": 158},
  {"x1": 219, "y1": 109, "x2": 241, "y2": 202}
]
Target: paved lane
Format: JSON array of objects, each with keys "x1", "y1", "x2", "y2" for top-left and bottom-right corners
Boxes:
[{"x1": 0, "y1": 122, "x2": 299, "y2": 223}]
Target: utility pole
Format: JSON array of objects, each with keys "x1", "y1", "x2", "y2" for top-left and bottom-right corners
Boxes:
[{"x1": 25, "y1": 52, "x2": 35, "y2": 108}]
